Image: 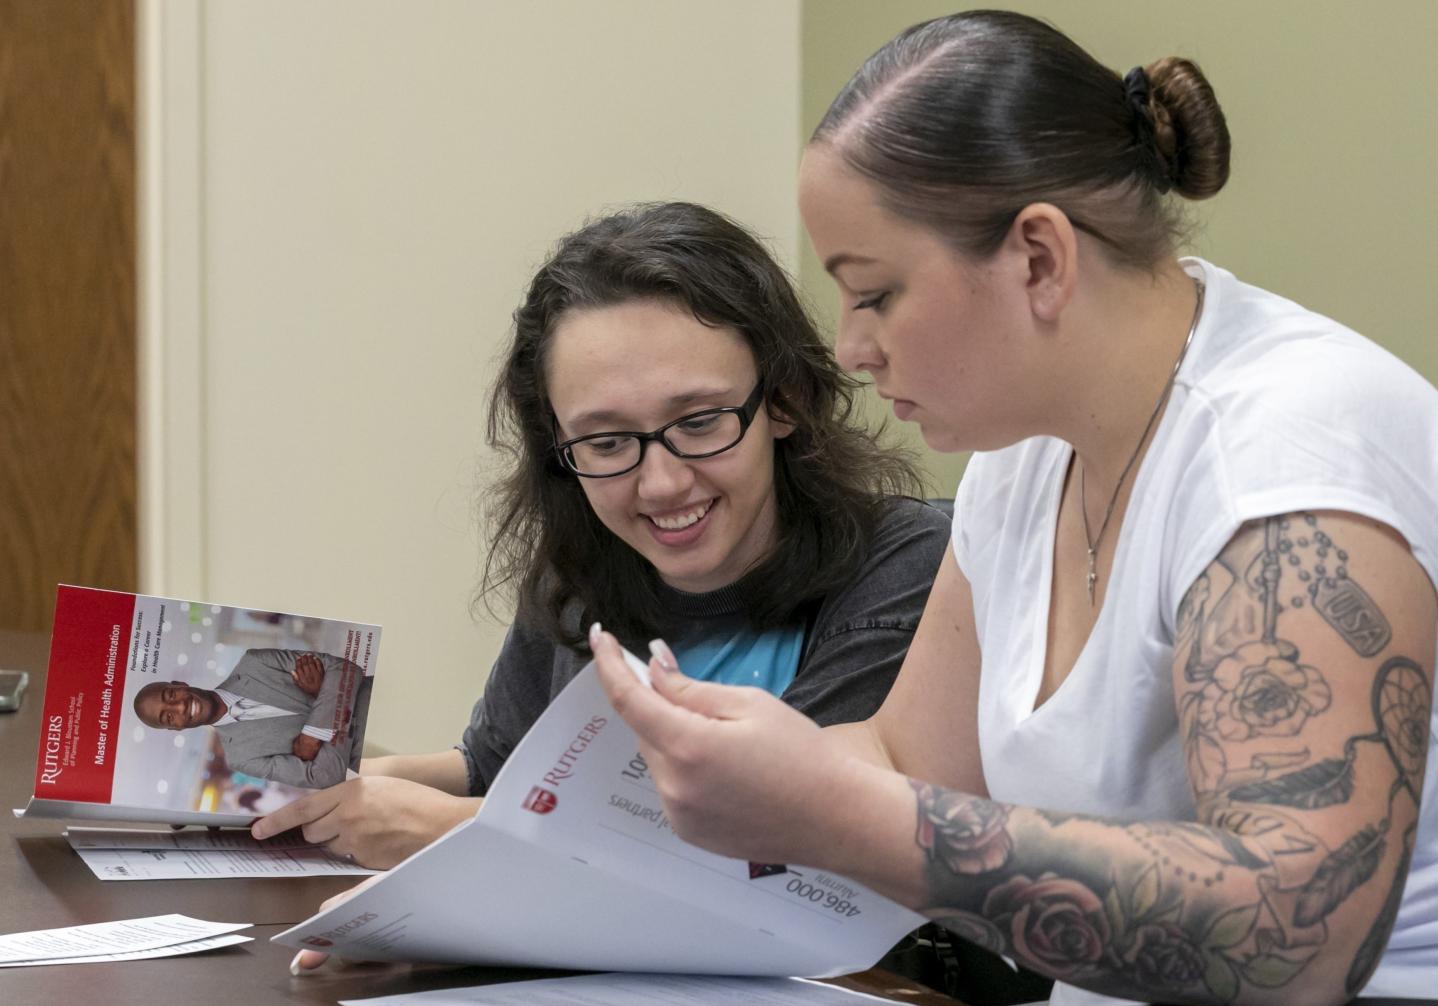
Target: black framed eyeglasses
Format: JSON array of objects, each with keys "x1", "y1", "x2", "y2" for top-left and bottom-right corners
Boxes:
[{"x1": 554, "y1": 383, "x2": 766, "y2": 478}]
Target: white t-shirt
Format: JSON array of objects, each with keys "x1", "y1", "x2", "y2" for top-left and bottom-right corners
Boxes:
[{"x1": 954, "y1": 258, "x2": 1438, "y2": 1003}]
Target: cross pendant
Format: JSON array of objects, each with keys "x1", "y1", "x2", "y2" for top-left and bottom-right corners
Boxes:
[{"x1": 1086, "y1": 548, "x2": 1098, "y2": 605}]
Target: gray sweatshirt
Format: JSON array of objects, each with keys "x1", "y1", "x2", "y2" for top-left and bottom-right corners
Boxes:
[{"x1": 459, "y1": 497, "x2": 952, "y2": 796}]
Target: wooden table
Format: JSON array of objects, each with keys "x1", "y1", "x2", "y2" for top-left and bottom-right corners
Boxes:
[{"x1": 0, "y1": 628, "x2": 957, "y2": 1005}]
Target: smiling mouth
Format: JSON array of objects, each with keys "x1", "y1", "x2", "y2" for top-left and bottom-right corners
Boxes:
[
  {"x1": 188, "y1": 695, "x2": 201, "y2": 724},
  {"x1": 646, "y1": 499, "x2": 715, "y2": 530}
]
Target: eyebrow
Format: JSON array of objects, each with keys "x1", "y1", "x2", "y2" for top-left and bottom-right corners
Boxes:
[
  {"x1": 822, "y1": 252, "x2": 878, "y2": 275},
  {"x1": 567, "y1": 388, "x2": 742, "y2": 429}
]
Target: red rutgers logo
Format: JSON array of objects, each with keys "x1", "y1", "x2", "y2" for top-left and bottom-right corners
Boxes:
[
  {"x1": 522, "y1": 786, "x2": 558, "y2": 814},
  {"x1": 302, "y1": 937, "x2": 333, "y2": 947}
]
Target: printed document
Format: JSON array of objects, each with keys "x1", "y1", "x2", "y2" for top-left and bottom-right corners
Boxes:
[
  {"x1": 23, "y1": 585, "x2": 381, "y2": 827},
  {"x1": 275, "y1": 656, "x2": 925, "y2": 977},
  {"x1": 0, "y1": 914, "x2": 250, "y2": 965},
  {"x1": 0, "y1": 933, "x2": 252, "y2": 968},
  {"x1": 66, "y1": 826, "x2": 377, "y2": 880},
  {"x1": 340, "y1": 973, "x2": 899, "y2": 1005}
]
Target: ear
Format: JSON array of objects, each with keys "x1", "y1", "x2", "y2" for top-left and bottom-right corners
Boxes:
[
  {"x1": 1000, "y1": 203, "x2": 1079, "y2": 324},
  {"x1": 764, "y1": 395, "x2": 796, "y2": 441}
]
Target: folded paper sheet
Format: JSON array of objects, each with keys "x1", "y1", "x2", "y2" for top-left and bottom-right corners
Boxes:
[{"x1": 275, "y1": 656, "x2": 924, "y2": 977}]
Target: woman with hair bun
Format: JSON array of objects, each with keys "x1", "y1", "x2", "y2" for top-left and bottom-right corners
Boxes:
[{"x1": 595, "y1": 11, "x2": 1438, "y2": 1005}]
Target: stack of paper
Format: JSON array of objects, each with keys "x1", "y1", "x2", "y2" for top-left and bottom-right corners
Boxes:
[
  {"x1": 0, "y1": 915, "x2": 251, "y2": 968},
  {"x1": 65, "y1": 827, "x2": 376, "y2": 881}
]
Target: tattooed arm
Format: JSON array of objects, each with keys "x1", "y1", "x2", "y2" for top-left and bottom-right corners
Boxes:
[
  {"x1": 593, "y1": 511, "x2": 1433, "y2": 1005},
  {"x1": 872, "y1": 512, "x2": 1433, "y2": 1004}
]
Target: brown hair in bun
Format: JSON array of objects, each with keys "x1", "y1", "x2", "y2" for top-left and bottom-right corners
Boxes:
[{"x1": 813, "y1": 11, "x2": 1232, "y2": 270}]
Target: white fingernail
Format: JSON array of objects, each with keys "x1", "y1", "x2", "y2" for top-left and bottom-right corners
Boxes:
[
  {"x1": 588, "y1": 622, "x2": 603, "y2": 648},
  {"x1": 648, "y1": 638, "x2": 677, "y2": 674},
  {"x1": 289, "y1": 951, "x2": 306, "y2": 976}
]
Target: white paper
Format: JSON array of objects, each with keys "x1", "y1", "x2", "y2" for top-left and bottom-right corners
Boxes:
[
  {"x1": 66, "y1": 825, "x2": 317, "y2": 849},
  {"x1": 65, "y1": 827, "x2": 377, "y2": 880},
  {"x1": 0, "y1": 933, "x2": 252, "y2": 968},
  {"x1": 340, "y1": 973, "x2": 898, "y2": 1005},
  {"x1": 0, "y1": 914, "x2": 250, "y2": 964},
  {"x1": 275, "y1": 656, "x2": 924, "y2": 977}
]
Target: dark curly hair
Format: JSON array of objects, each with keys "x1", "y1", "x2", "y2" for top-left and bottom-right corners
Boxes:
[{"x1": 478, "y1": 201, "x2": 927, "y2": 649}]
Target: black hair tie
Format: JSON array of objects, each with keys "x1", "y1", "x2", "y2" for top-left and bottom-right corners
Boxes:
[
  {"x1": 1123, "y1": 66, "x2": 1151, "y2": 111},
  {"x1": 1123, "y1": 66, "x2": 1172, "y2": 193}
]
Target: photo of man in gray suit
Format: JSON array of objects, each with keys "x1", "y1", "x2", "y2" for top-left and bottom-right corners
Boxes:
[{"x1": 132, "y1": 648, "x2": 371, "y2": 789}]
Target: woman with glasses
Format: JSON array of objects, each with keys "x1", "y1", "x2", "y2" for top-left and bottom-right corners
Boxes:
[
  {"x1": 591, "y1": 11, "x2": 1438, "y2": 1006},
  {"x1": 256, "y1": 201, "x2": 950, "y2": 878}
]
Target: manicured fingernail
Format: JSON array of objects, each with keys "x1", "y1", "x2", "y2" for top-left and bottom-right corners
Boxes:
[
  {"x1": 647, "y1": 638, "x2": 677, "y2": 674},
  {"x1": 588, "y1": 622, "x2": 603, "y2": 649},
  {"x1": 289, "y1": 951, "x2": 306, "y2": 976}
]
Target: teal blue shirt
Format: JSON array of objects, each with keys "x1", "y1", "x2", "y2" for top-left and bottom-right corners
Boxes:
[{"x1": 670, "y1": 624, "x2": 805, "y2": 696}]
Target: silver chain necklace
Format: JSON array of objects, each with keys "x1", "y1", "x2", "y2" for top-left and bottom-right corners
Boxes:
[{"x1": 1080, "y1": 276, "x2": 1205, "y2": 605}]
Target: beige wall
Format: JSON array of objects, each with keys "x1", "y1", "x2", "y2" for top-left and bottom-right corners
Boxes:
[
  {"x1": 141, "y1": 1, "x2": 802, "y2": 755},
  {"x1": 800, "y1": 0, "x2": 1438, "y2": 496},
  {"x1": 142, "y1": 1, "x2": 1436, "y2": 758}
]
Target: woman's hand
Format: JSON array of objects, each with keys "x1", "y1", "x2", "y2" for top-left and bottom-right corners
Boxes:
[
  {"x1": 590, "y1": 626, "x2": 856, "y2": 867},
  {"x1": 288, "y1": 873, "x2": 384, "y2": 973},
  {"x1": 252, "y1": 777, "x2": 481, "y2": 869}
]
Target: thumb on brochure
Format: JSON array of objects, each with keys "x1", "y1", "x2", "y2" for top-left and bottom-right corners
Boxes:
[
  {"x1": 291, "y1": 874, "x2": 382, "y2": 975},
  {"x1": 290, "y1": 948, "x2": 330, "y2": 974}
]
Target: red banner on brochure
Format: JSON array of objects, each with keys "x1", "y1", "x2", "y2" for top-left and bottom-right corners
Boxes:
[{"x1": 33, "y1": 586, "x2": 137, "y2": 802}]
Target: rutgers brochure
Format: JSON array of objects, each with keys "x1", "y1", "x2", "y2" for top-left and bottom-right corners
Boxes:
[
  {"x1": 22, "y1": 586, "x2": 379, "y2": 827},
  {"x1": 274, "y1": 652, "x2": 924, "y2": 977}
]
